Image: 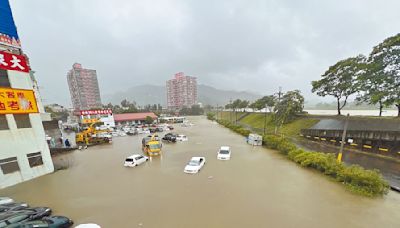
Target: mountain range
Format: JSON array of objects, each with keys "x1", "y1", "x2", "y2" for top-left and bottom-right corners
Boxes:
[{"x1": 102, "y1": 84, "x2": 261, "y2": 107}]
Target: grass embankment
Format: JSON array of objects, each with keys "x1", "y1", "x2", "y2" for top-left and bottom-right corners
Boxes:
[
  {"x1": 217, "y1": 111, "x2": 319, "y2": 137},
  {"x1": 209, "y1": 112, "x2": 389, "y2": 197}
]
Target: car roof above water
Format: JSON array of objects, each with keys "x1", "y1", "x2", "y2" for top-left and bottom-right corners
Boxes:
[
  {"x1": 126, "y1": 154, "x2": 143, "y2": 159},
  {"x1": 190, "y1": 157, "x2": 204, "y2": 161},
  {"x1": 220, "y1": 146, "x2": 230, "y2": 151}
]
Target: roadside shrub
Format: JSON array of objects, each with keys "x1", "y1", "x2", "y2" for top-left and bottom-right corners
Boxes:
[
  {"x1": 262, "y1": 135, "x2": 282, "y2": 149},
  {"x1": 287, "y1": 148, "x2": 304, "y2": 160},
  {"x1": 207, "y1": 113, "x2": 215, "y2": 120},
  {"x1": 217, "y1": 120, "x2": 250, "y2": 137},
  {"x1": 277, "y1": 140, "x2": 297, "y2": 155},
  {"x1": 337, "y1": 165, "x2": 389, "y2": 197}
]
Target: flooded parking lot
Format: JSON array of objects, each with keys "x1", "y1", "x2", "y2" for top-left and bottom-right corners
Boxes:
[{"x1": 1, "y1": 116, "x2": 400, "y2": 227}]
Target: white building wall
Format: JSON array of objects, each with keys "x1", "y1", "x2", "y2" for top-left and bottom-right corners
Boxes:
[{"x1": 0, "y1": 70, "x2": 54, "y2": 189}]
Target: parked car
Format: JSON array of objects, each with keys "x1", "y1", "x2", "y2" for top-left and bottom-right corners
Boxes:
[
  {"x1": 0, "y1": 198, "x2": 13, "y2": 205},
  {"x1": 0, "y1": 203, "x2": 29, "y2": 213},
  {"x1": 0, "y1": 207, "x2": 52, "y2": 221},
  {"x1": 162, "y1": 133, "x2": 177, "y2": 142},
  {"x1": 217, "y1": 146, "x2": 231, "y2": 160},
  {"x1": 7, "y1": 215, "x2": 73, "y2": 228},
  {"x1": 176, "y1": 134, "x2": 188, "y2": 142},
  {"x1": 184, "y1": 157, "x2": 206, "y2": 174},
  {"x1": 0, "y1": 212, "x2": 31, "y2": 227},
  {"x1": 124, "y1": 154, "x2": 149, "y2": 167}
]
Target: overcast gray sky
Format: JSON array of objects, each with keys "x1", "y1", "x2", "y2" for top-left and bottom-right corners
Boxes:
[{"x1": 9, "y1": 0, "x2": 400, "y2": 106}]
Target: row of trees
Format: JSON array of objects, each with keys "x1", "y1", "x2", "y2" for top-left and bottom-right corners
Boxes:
[
  {"x1": 223, "y1": 90, "x2": 305, "y2": 125},
  {"x1": 312, "y1": 33, "x2": 400, "y2": 116},
  {"x1": 103, "y1": 99, "x2": 163, "y2": 114},
  {"x1": 103, "y1": 99, "x2": 205, "y2": 116}
]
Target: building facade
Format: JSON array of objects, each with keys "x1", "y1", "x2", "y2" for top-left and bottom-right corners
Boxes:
[
  {"x1": 0, "y1": 0, "x2": 54, "y2": 188},
  {"x1": 67, "y1": 63, "x2": 102, "y2": 111},
  {"x1": 166, "y1": 72, "x2": 197, "y2": 110}
]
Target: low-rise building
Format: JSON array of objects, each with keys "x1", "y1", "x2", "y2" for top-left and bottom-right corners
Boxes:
[{"x1": 114, "y1": 112, "x2": 158, "y2": 126}]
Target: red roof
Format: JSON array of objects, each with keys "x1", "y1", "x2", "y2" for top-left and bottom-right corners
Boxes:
[{"x1": 114, "y1": 112, "x2": 158, "y2": 122}]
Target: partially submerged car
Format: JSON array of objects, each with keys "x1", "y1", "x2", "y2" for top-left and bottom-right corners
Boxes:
[
  {"x1": 176, "y1": 134, "x2": 188, "y2": 142},
  {"x1": 7, "y1": 216, "x2": 73, "y2": 228},
  {"x1": 124, "y1": 154, "x2": 149, "y2": 167},
  {"x1": 217, "y1": 146, "x2": 231, "y2": 160},
  {"x1": 0, "y1": 203, "x2": 29, "y2": 213},
  {"x1": 0, "y1": 197, "x2": 13, "y2": 205},
  {"x1": 184, "y1": 157, "x2": 206, "y2": 174},
  {"x1": 162, "y1": 133, "x2": 177, "y2": 142}
]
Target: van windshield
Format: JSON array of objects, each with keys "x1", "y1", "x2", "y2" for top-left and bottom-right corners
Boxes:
[
  {"x1": 125, "y1": 158, "x2": 133, "y2": 162},
  {"x1": 219, "y1": 150, "x2": 230, "y2": 154}
]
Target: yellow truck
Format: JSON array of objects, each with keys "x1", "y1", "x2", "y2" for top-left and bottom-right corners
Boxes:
[{"x1": 142, "y1": 134, "x2": 162, "y2": 156}]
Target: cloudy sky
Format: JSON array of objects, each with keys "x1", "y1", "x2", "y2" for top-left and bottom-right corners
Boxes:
[{"x1": 9, "y1": 0, "x2": 400, "y2": 106}]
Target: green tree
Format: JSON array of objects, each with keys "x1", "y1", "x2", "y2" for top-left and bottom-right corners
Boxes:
[
  {"x1": 274, "y1": 90, "x2": 304, "y2": 126},
  {"x1": 356, "y1": 71, "x2": 391, "y2": 116},
  {"x1": 239, "y1": 100, "x2": 249, "y2": 111},
  {"x1": 367, "y1": 33, "x2": 400, "y2": 116},
  {"x1": 312, "y1": 55, "x2": 366, "y2": 115},
  {"x1": 145, "y1": 116, "x2": 153, "y2": 124},
  {"x1": 249, "y1": 95, "x2": 276, "y2": 112}
]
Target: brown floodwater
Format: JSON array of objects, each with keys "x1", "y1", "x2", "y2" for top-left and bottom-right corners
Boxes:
[{"x1": 1, "y1": 116, "x2": 400, "y2": 228}]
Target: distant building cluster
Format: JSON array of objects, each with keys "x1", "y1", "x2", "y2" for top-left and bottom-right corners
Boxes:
[
  {"x1": 67, "y1": 63, "x2": 102, "y2": 111},
  {"x1": 166, "y1": 72, "x2": 198, "y2": 110}
]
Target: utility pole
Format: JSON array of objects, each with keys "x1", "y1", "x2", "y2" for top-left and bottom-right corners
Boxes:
[
  {"x1": 277, "y1": 86, "x2": 283, "y2": 102},
  {"x1": 263, "y1": 103, "x2": 267, "y2": 135},
  {"x1": 337, "y1": 114, "x2": 350, "y2": 162},
  {"x1": 229, "y1": 99, "x2": 232, "y2": 123}
]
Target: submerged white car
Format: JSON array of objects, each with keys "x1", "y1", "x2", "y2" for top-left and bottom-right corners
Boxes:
[
  {"x1": 124, "y1": 154, "x2": 149, "y2": 167},
  {"x1": 0, "y1": 197, "x2": 14, "y2": 205},
  {"x1": 184, "y1": 157, "x2": 206, "y2": 174},
  {"x1": 217, "y1": 146, "x2": 231, "y2": 160},
  {"x1": 176, "y1": 134, "x2": 188, "y2": 142}
]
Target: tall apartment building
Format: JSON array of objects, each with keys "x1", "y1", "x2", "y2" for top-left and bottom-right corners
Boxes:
[
  {"x1": 0, "y1": 0, "x2": 54, "y2": 188},
  {"x1": 67, "y1": 63, "x2": 102, "y2": 111},
  {"x1": 166, "y1": 72, "x2": 198, "y2": 110}
]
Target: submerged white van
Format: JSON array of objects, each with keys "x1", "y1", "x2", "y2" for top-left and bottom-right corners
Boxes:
[{"x1": 124, "y1": 154, "x2": 149, "y2": 167}]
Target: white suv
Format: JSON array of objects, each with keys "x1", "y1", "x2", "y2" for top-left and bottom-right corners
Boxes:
[{"x1": 124, "y1": 154, "x2": 149, "y2": 167}]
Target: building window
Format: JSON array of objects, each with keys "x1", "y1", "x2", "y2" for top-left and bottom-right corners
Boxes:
[
  {"x1": 14, "y1": 114, "x2": 31, "y2": 128},
  {"x1": 0, "y1": 157, "x2": 20, "y2": 174},
  {"x1": 0, "y1": 115, "x2": 8, "y2": 130},
  {"x1": 27, "y1": 152, "x2": 43, "y2": 168},
  {"x1": 0, "y1": 69, "x2": 10, "y2": 87}
]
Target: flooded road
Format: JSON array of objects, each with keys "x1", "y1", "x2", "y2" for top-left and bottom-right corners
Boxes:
[{"x1": 1, "y1": 116, "x2": 400, "y2": 227}]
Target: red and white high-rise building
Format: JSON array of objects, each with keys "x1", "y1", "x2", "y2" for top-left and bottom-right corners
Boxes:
[
  {"x1": 67, "y1": 63, "x2": 102, "y2": 111},
  {"x1": 166, "y1": 72, "x2": 198, "y2": 110}
]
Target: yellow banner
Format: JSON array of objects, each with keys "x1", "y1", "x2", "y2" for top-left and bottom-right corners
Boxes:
[
  {"x1": 0, "y1": 88, "x2": 38, "y2": 114},
  {"x1": 82, "y1": 118, "x2": 100, "y2": 124}
]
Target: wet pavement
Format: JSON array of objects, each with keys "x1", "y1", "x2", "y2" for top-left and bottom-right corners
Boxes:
[{"x1": 1, "y1": 116, "x2": 400, "y2": 227}]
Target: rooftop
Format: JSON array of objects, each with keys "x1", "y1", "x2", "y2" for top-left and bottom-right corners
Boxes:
[{"x1": 114, "y1": 112, "x2": 158, "y2": 122}]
